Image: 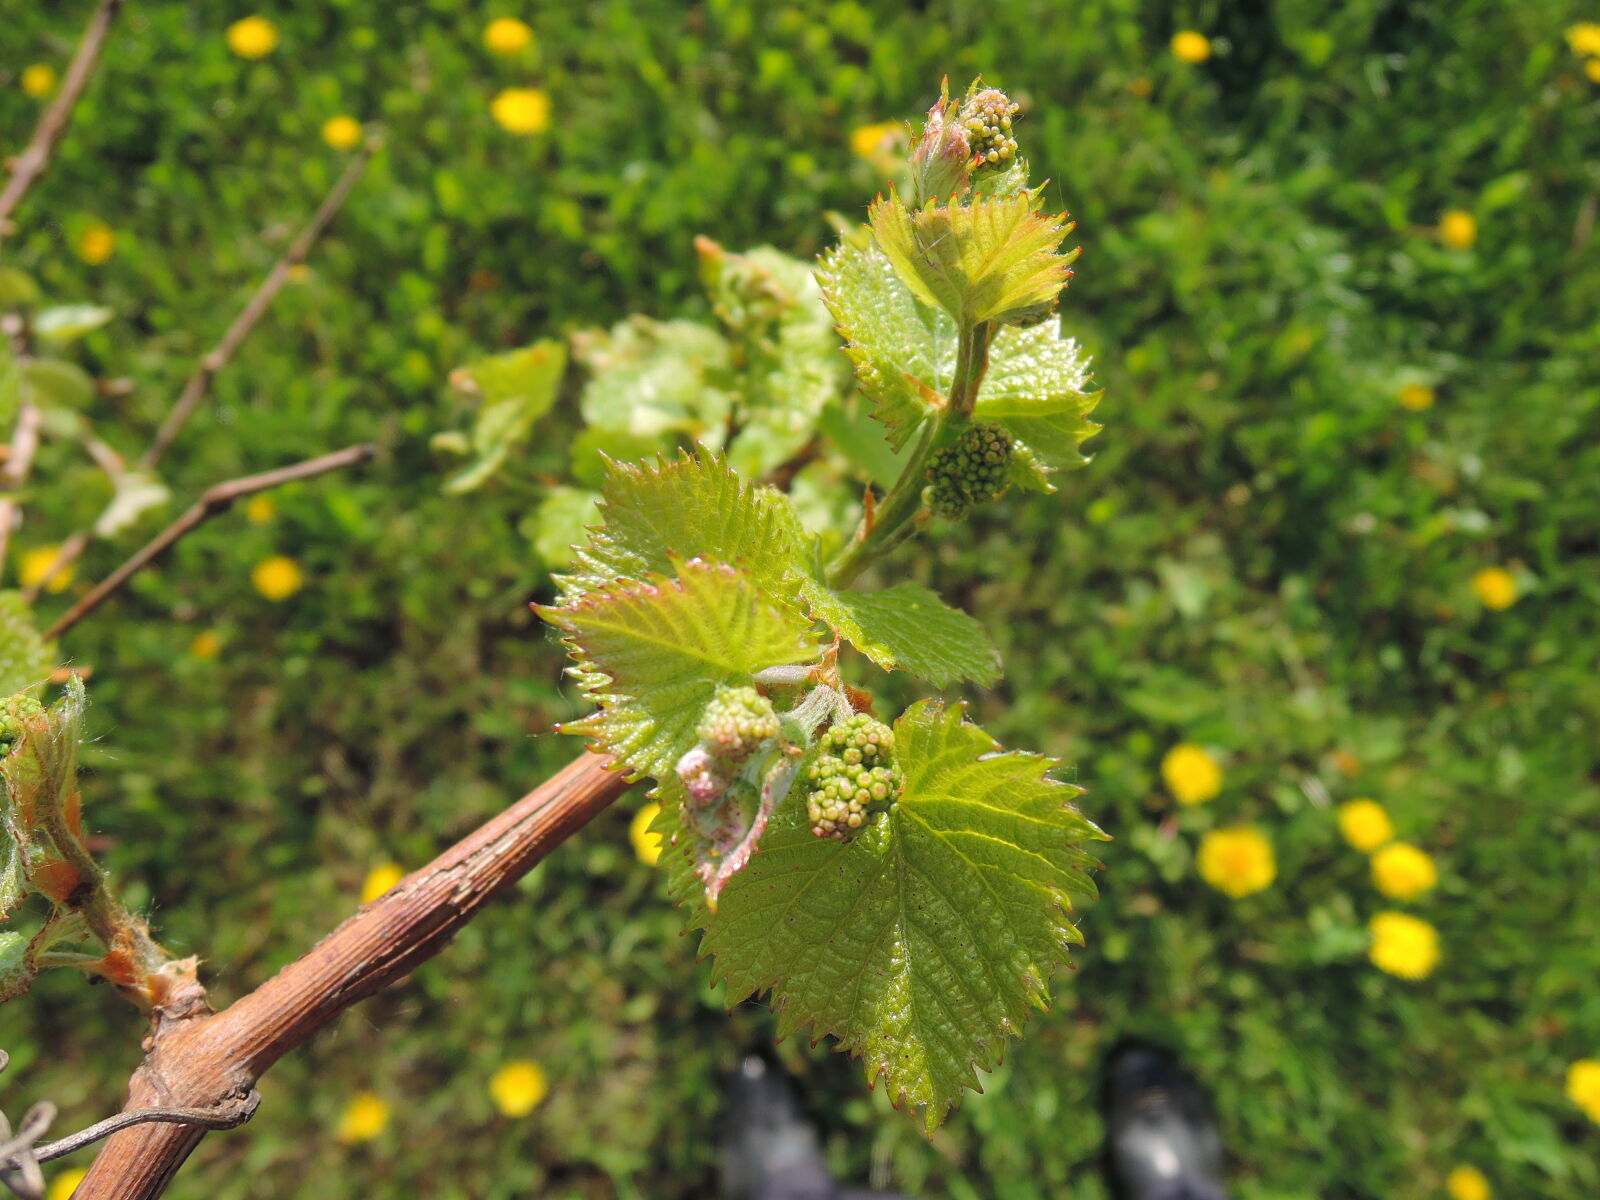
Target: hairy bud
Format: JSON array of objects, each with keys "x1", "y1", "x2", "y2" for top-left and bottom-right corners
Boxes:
[
  {"x1": 805, "y1": 713, "x2": 902, "y2": 842},
  {"x1": 909, "y1": 82, "x2": 973, "y2": 207},
  {"x1": 924, "y1": 423, "x2": 1013, "y2": 518}
]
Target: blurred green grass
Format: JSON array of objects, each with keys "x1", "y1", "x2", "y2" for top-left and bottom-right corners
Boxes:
[{"x1": 1, "y1": 1, "x2": 1597, "y2": 1197}]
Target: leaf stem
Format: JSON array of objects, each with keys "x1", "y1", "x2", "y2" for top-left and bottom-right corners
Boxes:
[{"x1": 823, "y1": 319, "x2": 994, "y2": 589}]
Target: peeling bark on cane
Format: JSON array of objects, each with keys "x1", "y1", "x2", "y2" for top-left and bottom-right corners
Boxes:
[{"x1": 73, "y1": 752, "x2": 630, "y2": 1200}]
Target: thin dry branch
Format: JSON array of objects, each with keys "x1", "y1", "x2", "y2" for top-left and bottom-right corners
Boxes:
[
  {"x1": 0, "y1": 0, "x2": 125, "y2": 248},
  {"x1": 0, "y1": 403, "x2": 43, "y2": 572},
  {"x1": 44, "y1": 443, "x2": 374, "y2": 640},
  {"x1": 140, "y1": 139, "x2": 378, "y2": 470},
  {"x1": 74, "y1": 750, "x2": 631, "y2": 1199},
  {"x1": 23, "y1": 139, "x2": 378, "y2": 599}
]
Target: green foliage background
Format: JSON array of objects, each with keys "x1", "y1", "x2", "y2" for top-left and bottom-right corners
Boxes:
[{"x1": 2, "y1": 1, "x2": 1598, "y2": 1196}]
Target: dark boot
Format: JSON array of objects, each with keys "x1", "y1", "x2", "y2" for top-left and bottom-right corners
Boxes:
[{"x1": 1102, "y1": 1040, "x2": 1229, "y2": 1200}]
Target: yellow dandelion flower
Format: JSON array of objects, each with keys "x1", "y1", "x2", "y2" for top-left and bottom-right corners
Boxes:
[
  {"x1": 287, "y1": 263, "x2": 312, "y2": 284},
  {"x1": 21, "y1": 64, "x2": 56, "y2": 100},
  {"x1": 244, "y1": 494, "x2": 276, "y2": 524},
  {"x1": 1171, "y1": 31, "x2": 1212, "y2": 64},
  {"x1": 1566, "y1": 23, "x2": 1600, "y2": 56},
  {"x1": 251, "y1": 555, "x2": 304, "y2": 601},
  {"x1": 360, "y1": 862, "x2": 405, "y2": 904},
  {"x1": 188, "y1": 630, "x2": 223, "y2": 661},
  {"x1": 1398, "y1": 382, "x2": 1435, "y2": 411},
  {"x1": 226, "y1": 15, "x2": 279, "y2": 60},
  {"x1": 484, "y1": 17, "x2": 536, "y2": 56},
  {"x1": 75, "y1": 224, "x2": 115, "y2": 266},
  {"x1": 1470, "y1": 567, "x2": 1517, "y2": 610},
  {"x1": 19, "y1": 545, "x2": 73, "y2": 593},
  {"x1": 1371, "y1": 841, "x2": 1438, "y2": 900},
  {"x1": 322, "y1": 115, "x2": 362, "y2": 150},
  {"x1": 1446, "y1": 1165, "x2": 1491, "y2": 1200},
  {"x1": 1439, "y1": 209, "x2": 1476, "y2": 250},
  {"x1": 47, "y1": 1168, "x2": 87, "y2": 1200},
  {"x1": 1197, "y1": 827, "x2": 1276, "y2": 899},
  {"x1": 1586, "y1": 58, "x2": 1600, "y2": 84},
  {"x1": 1161, "y1": 743, "x2": 1222, "y2": 806},
  {"x1": 1567, "y1": 1058, "x2": 1600, "y2": 1125},
  {"x1": 630, "y1": 802, "x2": 664, "y2": 866},
  {"x1": 335, "y1": 1091, "x2": 390, "y2": 1144},
  {"x1": 849, "y1": 120, "x2": 902, "y2": 167},
  {"x1": 490, "y1": 87, "x2": 551, "y2": 135},
  {"x1": 1368, "y1": 911, "x2": 1440, "y2": 980},
  {"x1": 1337, "y1": 799, "x2": 1394, "y2": 853},
  {"x1": 489, "y1": 1060, "x2": 548, "y2": 1117}
]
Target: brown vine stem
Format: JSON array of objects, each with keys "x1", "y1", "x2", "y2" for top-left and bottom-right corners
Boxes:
[
  {"x1": 0, "y1": 0, "x2": 126, "y2": 249},
  {"x1": 72, "y1": 751, "x2": 630, "y2": 1199},
  {"x1": 140, "y1": 138, "x2": 378, "y2": 470},
  {"x1": 44, "y1": 443, "x2": 375, "y2": 640},
  {"x1": 0, "y1": 402, "x2": 43, "y2": 576},
  {"x1": 25, "y1": 137, "x2": 378, "y2": 600}
]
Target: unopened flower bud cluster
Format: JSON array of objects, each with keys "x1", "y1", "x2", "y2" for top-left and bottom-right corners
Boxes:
[
  {"x1": 960, "y1": 88, "x2": 1020, "y2": 168},
  {"x1": 925, "y1": 423, "x2": 1013, "y2": 518},
  {"x1": 805, "y1": 714, "x2": 901, "y2": 841}
]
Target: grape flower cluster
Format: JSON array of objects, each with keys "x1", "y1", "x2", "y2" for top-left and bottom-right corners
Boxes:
[
  {"x1": 959, "y1": 87, "x2": 1020, "y2": 168},
  {"x1": 925, "y1": 422, "x2": 1012, "y2": 518},
  {"x1": 678, "y1": 685, "x2": 780, "y2": 801},
  {"x1": 804, "y1": 713, "x2": 902, "y2": 842}
]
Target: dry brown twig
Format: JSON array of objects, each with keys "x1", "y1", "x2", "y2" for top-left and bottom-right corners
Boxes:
[
  {"x1": 44, "y1": 443, "x2": 375, "y2": 640},
  {"x1": 0, "y1": 0, "x2": 126, "y2": 248},
  {"x1": 23, "y1": 138, "x2": 379, "y2": 599}
]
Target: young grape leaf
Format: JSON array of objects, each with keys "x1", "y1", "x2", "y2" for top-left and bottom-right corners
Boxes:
[
  {"x1": 817, "y1": 240, "x2": 957, "y2": 450},
  {"x1": 558, "y1": 448, "x2": 813, "y2": 604},
  {"x1": 575, "y1": 316, "x2": 733, "y2": 439},
  {"x1": 869, "y1": 191, "x2": 1077, "y2": 328},
  {"x1": 539, "y1": 559, "x2": 818, "y2": 781},
  {"x1": 975, "y1": 322, "x2": 1102, "y2": 475},
  {"x1": 802, "y1": 581, "x2": 1001, "y2": 688},
  {"x1": 443, "y1": 339, "x2": 568, "y2": 494},
  {"x1": 685, "y1": 700, "x2": 1105, "y2": 1132}
]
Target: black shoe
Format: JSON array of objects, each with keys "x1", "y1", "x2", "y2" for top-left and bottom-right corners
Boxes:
[
  {"x1": 1102, "y1": 1040, "x2": 1229, "y2": 1200},
  {"x1": 720, "y1": 1055, "x2": 839, "y2": 1200}
]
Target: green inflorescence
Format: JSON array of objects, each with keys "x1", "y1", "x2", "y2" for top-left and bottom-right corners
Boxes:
[
  {"x1": 696, "y1": 684, "x2": 780, "y2": 765},
  {"x1": 960, "y1": 87, "x2": 1020, "y2": 169},
  {"x1": 0, "y1": 693, "x2": 44, "y2": 754},
  {"x1": 924, "y1": 422, "x2": 1013, "y2": 518},
  {"x1": 804, "y1": 713, "x2": 902, "y2": 841}
]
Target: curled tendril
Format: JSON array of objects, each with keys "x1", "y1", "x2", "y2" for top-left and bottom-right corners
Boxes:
[{"x1": 0, "y1": 1049, "x2": 259, "y2": 1199}]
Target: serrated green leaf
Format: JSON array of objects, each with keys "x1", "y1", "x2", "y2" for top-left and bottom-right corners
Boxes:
[
  {"x1": 0, "y1": 931, "x2": 33, "y2": 1003},
  {"x1": 869, "y1": 191, "x2": 1076, "y2": 328},
  {"x1": 0, "y1": 592, "x2": 56, "y2": 698},
  {"x1": 558, "y1": 448, "x2": 813, "y2": 604},
  {"x1": 443, "y1": 339, "x2": 567, "y2": 494},
  {"x1": 803, "y1": 582, "x2": 1000, "y2": 687},
  {"x1": 575, "y1": 316, "x2": 732, "y2": 438},
  {"x1": 817, "y1": 240, "x2": 956, "y2": 450},
  {"x1": 976, "y1": 321, "x2": 1102, "y2": 474},
  {"x1": 526, "y1": 485, "x2": 600, "y2": 568},
  {"x1": 687, "y1": 700, "x2": 1104, "y2": 1132},
  {"x1": 540, "y1": 559, "x2": 817, "y2": 781},
  {"x1": 33, "y1": 305, "x2": 113, "y2": 344}
]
